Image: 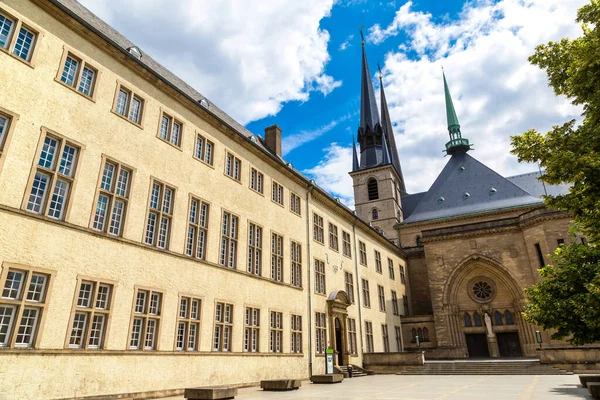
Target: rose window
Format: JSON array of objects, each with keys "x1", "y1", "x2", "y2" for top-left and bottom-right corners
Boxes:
[{"x1": 472, "y1": 281, "x2": 493, "y2": 300}]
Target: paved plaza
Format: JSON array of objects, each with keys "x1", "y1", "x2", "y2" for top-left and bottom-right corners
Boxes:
[{"x1": 164, "y1": 374, "x2": 592, "y2": 400}]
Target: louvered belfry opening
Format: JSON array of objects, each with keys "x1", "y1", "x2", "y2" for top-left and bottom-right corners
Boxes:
[{"x1": 367, "y1": 178, "x2": 379, "y2": 200}]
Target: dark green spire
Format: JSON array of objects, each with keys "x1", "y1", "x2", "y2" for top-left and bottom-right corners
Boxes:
[{"x1": 443, "y1": 70, "x2": 471, "y2": 154}]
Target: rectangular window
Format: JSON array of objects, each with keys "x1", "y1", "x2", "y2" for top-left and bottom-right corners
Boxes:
[
  {"x1": 112, "y1": 83, "x2": 144, "y2": 126},
  {"x1": 244, "y1": 307, "x2": 260, "y2": 352},
  {"x1": 290, "y1": 192, "x2": 301, "y2": 215},
  {"x1": 382, "y1": 324, "x2": 390, "y2": 352},
  {"x1": 365, "y1": 321, "x2": 374, "y2": 353},
  {"x1": 225, "y1": 152, "x2": 241, "y2": 181},
  {"x1": 271, "y1": 233, "x2": 283, "y2": 282},
  {"x1": 144, "y1": 179, "x2": 175, "y2": 249},
  {"x1": 25, "y1": 130, "x2": 80, "y2": 220},
  {"x1": 388, "y1": 258, "x2": 395, "y2": 280},
  {"x1": 313, "y1": 213, "x2": 324, "y2": 244},
  {"x1": 194, "y1": 134, "x2": 214, "y2": 165},
  {"x1": 0, "y1": 109, "x2": 16, "y2": 158},
  {"x1": 247, "y1": 223, "x2": 262, "y2": 276},
  {"x1": 129, "y1": 288, "x2": 162, "y2": 350},
  {"x1": 535, "y1": 243, "x2": 545, "y2": 268},
  {"x1": 362, "y1": 279, "x2": 370, "y2": 308},
  {"x1": 272, "y1": 181, "x2": 284, "y2": 205},
  {"x1": 359, "y1": 241, "x2": 367, "y2": 265},
  {"x1": 342, "y1": 231, "x2": 352, "y2": 258},
  {"x1": 175, "y1": 296, "x2": 201, "y2": 351},
  {"x1": 395, "y1": 326, "x2": 402, "y2": 352},
  {"x1": 185, "y1": 196, "x2": 209, "y2": 260},
  {"x1": 291, "y1": 241, "x2": 302, "y2": 288},
  {"x1": 315, "y1": 312, "x2": 326, "y2": 354},
  {"x1": 315, "y1": 259, "x2": 326, "y2": 295},
  {"x1": 68, "y1": 279, "x2": 114, "y2": 349},
  {"x1": 0, "y1": 13, "x2": 14, "y2": 50},
  {"x1": 347, "y1": 318, "x2": 357, "y2": 354},
  {"x1": 269, "y1": 311, "x2": 283, "y2": 353},
  {"x1": 92, "y1": 157, "x2": 132, "y2": 236},
  {"x1": 12, "y1": 25, "x2": 35, "y2": 61},
  {"x1": 344, "y1": 272, "x2": 354, "y2": 304},
  {"x1": 0, "y1": 12, "x2": 38, "y2": 63},
  {"x1": 249, "y1": 168, "x2": 264, "y2": 194},
  {"x1": 328, "y1": 223, "x2": 339, "y2": 251},
  {"x1": 391, "y1": 290, "x2": 399, "y2": 316},
  {"x1": 157, "y1": 111, "x2": 183, "y2": 148},
  {"x1": 0, "y1": 266, "x2": 52, "y2": 348},
  {"x1": 375, "y1": 251, "x2": 382, "y2": 273},
  {"x1": 220, "y1": 211, "x2": 239, "y2": 268},
  {"x1": 57, "y1": 51, "x2": 99, "y2": 98},
  {"x1": 399, "y1": 265, "x2": 406, "y2": 285},
  {"x1": 378, "y1": 285, "x2": 386, "y2": 312},
  {"x1": 213, "y1": 302, "x2": 233, "y2": 352},
  {"x1": 402, "y1": 295, "x2": 409, "y2": 316},
  {"x1": 291, "y1": 314, "x2": 302, "y2": 354}
]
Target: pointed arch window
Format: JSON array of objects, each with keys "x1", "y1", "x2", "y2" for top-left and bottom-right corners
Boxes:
[
  {"x1": 367, "y1": 178, "x2": 379, "y2": 201},
  {"x1": 463, "y1": 312, "x2": 472, "y2": 327},
  {"x1": 494, "y1": 310, "x2": 503, "y2": 325},
  {"x1": 372, "y1": 209, "x2": 379, "y2": 220},
  {"x1": 473, "y1": 312, "x2": 482, "y2": 327},
  {"x1": 411, "y1": 328, "x2": 417, "y2": 341},
  {"x1": 416, "y1": 236, "x2": 423, "y2": 246},
  {"x1": 417, "y1": 328, "x2": 423, "y2": 340},
  {"x1": 423, "y1": 327, "x2": 429, "y2": 341},
  {"x1": 504, "y1": 310, "x2": 514, "y2": 325}
]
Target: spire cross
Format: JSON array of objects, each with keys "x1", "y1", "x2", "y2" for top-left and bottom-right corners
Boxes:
[
  {"x1": 359, "y1": 26, "x2": 365, "y2": 45},
  {"x1": 377, "y1": 62, "x2": 383, "y2": 80}
]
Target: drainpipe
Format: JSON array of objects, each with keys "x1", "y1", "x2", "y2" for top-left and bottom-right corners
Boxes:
[
  {"x1": 351, "y1": 215, "x2": 366, "y2": 363},
  {"x1": 305, "y1": 181, "x2": 315, "y2": 377}
]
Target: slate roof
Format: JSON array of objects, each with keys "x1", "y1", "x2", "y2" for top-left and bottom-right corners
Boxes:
[{"x1": 506, "y1": 171, "x2": 571, "y2": 198}]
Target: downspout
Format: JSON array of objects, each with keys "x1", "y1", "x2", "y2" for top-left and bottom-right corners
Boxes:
[
  {"x1": 305, "y1": 181, "x2": 315, "y2": 377},
  {"x1": 351, "y1": 215, "x2": 366, "y2": 363},
  {"x1": 394, "y1": 222, "x2": 405, "y2": 352}
]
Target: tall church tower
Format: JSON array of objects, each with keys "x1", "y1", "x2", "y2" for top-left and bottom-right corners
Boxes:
[{"x1": 349, "y1": 39, "x2": 406, "y2": 244}]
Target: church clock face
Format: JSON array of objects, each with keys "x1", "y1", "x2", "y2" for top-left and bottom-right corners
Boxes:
[{"x1": 467, "y1": 276, "x2": 497, "y2": 303}]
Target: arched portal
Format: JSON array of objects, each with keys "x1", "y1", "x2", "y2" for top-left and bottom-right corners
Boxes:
[
  {"x1": 327, "y1": 290, "x2": 351, "y2": 366},
  {"x1": 335, "y1": 318, "x2": 344, "y2": 365}
]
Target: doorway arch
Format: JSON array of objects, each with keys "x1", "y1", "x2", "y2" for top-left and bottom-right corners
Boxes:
[{"x1": 327, "y1": 290, "x2": 351, "y2": 366}]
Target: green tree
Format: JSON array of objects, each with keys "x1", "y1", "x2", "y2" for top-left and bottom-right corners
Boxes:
[{"x1": 512, "y1": 0, "x2": 600, "y2": 345}]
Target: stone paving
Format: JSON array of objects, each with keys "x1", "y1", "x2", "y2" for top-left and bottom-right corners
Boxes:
[{"x1": 163, "y1": 374, "x2": 592, "y2": 399}]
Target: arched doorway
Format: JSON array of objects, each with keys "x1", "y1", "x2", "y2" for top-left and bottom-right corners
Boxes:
[
  {"x1": 335, "y1": 318, "x2": 344, "y2": 365},
  {"x1": 327, "y1": 290, "x2": 351, "y2": 366}
]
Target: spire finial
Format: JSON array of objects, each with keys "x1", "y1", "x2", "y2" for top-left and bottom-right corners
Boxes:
[
  {"x1": 377, "y1": 62, "x2": 382, "y2": 81},
  {"x1": 442, "y1": 70, "x2": 471, "y2": 154},
  {"x1": 359, "y1": 26, "x2": 365, "y2": 45}
]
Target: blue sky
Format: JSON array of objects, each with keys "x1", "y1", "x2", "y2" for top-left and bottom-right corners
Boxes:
[{"x1": 80, "y1": 0, "x2": 585, "y2": 205}]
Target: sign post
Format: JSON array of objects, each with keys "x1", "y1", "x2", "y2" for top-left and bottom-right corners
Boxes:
[{"x1": 325, "y1": 348, "x2": 334, "y2": 374}]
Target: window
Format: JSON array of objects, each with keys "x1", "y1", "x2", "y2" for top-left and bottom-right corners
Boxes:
[
  {"x1": 68, "y1": 279, "x2": 114, "y2": 349},
  {"x1": 129, "y1": 288, "x2": 162, "y2": 350},
  {"x1": 157, "y1": 111, "x2": 183, "y2": 148},
  {"x1": 0, "y1": 11, "x2": 38, "y2": 63},
  {"x1": 328, "y1": 223, "x2": 339, "y2": 251},
  {"x1": 365, "y1": 321, "x2": 374, "y2": 353},
  {"x1": 473, "y1": 312, "x2": 482, "y2": 327},
  {"x1": 247, "y1": 223, "x2": 262, "y2": 276},
  {"x1": 313, "y1": 213, "x2": 324, "y2": 243},
  {"x1": 186, "y1": 197, "x2": 209, "y2": 260},
  {"x1": 0, "y1": 265, "x2": 52, "y2": 348},
  {"x1": 377, "y1": 285, "x2": 386, "y2": 312},
  {"x1": 269, "y1": 311, "x2": 283, "y2": 353},
  {"x1": 291, "y1": 241, "x2": 302, "y2": 288},
  {"x1": 411, "y1": 328, "x2": 417, "y2": 342},
  {"x1": 315, "y1": 312, "x2": 326, "y2": 354},
  {"x1": 402, "y1": 295, "x2": 409, "y2": 316},
  {"x1": 399, "y1": 265, "x2": 406, "y2": 284},
  {"x1": 144, "y1": 179, "x2": 175, "y2": 249},
  {"x1": 535, "y1": 243, "x2": 545, "y2": 268},
  {"x1": 388, "y1": 258, "x2": 395, "y2": 280},
  {"x1": 391, "y1": 290, "x2": 399, "y2": 316},
  {"x1": 290, "y1": 192, "x2": 301, "y2": 215},
  {"x1": 416, "y1": 236, "x2": 423, "y2": 246},
  {"x1": 382, "y1": 324, "x2": 389, "y2": 352},
  {"x1": 359, "y1": 241, "x2": 367, "y2": 265},
  {"x1": 367, "y1": 178, "x2": 378, "y2": 200},
  {"x1": 0, "y1": 108, "x2": 17, "y2": 159},
  {"x1": 315, "y1": 259, "x2": 326, "y2": 295},
  {"x1": 249, "y1": 168, "x2": 263, "y2": 194},
  {"x1": 375, "y1": 251, "x2": 382, "y2": 273},
  {"x1": 342, "y1": 231, "x2": 352, "y2": 258},
  {"x1": 113, "y1": 83, "x2": 144, "y2": 126},
  {"x1": 344, "y1": 272, "x2": 354, "y2": 304},
  {"x1": 271, "y1": 233, "x2": 283, "y2": 282},
  {"x1": 25, "y1": 130, "x2": 81, "y2": 221},
  {"x1": 92, "y1": 157, "x2": 132, "y2": 236},
  {"x1": 362, "y1": 279, "x2": 370, "y2": 308},
  {"x1": 57, "y1": 50, "x2": 98, "y2": 98},
  {"x1": 557, "y1": 238, "x2": 565, "y2": 247},
  {"x1": 494, "y1": 310, "x2": 503, "y2": 326},
  {"x1": 423, "y1": 328, "x2": 429, "y2": 342},
  {"x1": 219, "y1": 211, "x2": 239, "y2": 268},
  {"x1": 194, "y1": 134, "x2": 214, "y2": 165},
  {"x1": 244, "y1": 307, "x2": 260, "y2": 352},
  {"x1": 347, "y1": 318, "x2": 357, "y2": 354},
  {"x1": 504, "y1": 310, "x2": 514, "y2": 325},
  {"x1": 394, "y1": 326, "x2": 402, "y2": 352},
  {"x1": 463, "y1": 312, "x2": 472, "y2": 327},
  {"x1": 213, "y1": 302, "x2": 233, "y2": 351},
  {"x1": 291, "y1": 314, "x2": 302, "y2": 353},
  {"x1": 272, "y1": 181, "x2": 284, "y2": 205},
  {"x1": 225, "y1": 152, "x2": 241, "y2": 181},
  {"x1": 372, "y1": 209, "x2": 379, "y2": 220},
  {"x1": 175, "y1": 296, "x2": 201, "y2": 351}
]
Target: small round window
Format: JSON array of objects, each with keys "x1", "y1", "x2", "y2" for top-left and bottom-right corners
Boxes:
[
  {"x1": 468, "y1": 277, "x2": 496, "y2": 303},
  {"x1": 473, "y1": 281, "x2": 492, "y2": 299}
]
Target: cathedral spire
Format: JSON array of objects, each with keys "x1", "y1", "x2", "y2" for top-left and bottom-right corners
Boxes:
[
  {"x1": 382, "y1": 131, "x2": 391, "y2": 165},
  {"x1": 443, "y1": 70, "x2": 471, "y2": 155},
  {"x1": 359, "y1": 31, "x2": 380, "y2": 133},
  {"x1": 352, "y1": 135, "x2": 359, "y2": 172}
]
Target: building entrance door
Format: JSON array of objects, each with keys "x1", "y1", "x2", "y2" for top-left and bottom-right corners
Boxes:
[
  {"x1": 497, "y1": 332, "x2": 523, "y2": 357},
  {"x1": 335, "y1": 318, "x2": 344, "y2": 365},
  {"x1": 465, "y1": 334, "x2": 490, "y2": 358}
]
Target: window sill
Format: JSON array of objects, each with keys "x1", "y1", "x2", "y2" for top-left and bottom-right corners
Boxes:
[
  {"x1": 223, "y1": 172, "x2": 242, "y2": 185},
  {"x1": 290, "y1": 210, "x2": 302, "y2": 217},
  {"x1": 192, "y1": 155, "x2": 215, "y2": 169},
  {"x1": 329, "y1": 247, "x2": 339, "y2": 253},
  {"x1": 111, "y1": 110, "x2": 144, "y2": 129},
  {"x1": 315, "y1": 292, "x2": 327, "y2": 297},
  {"x1": 313, "y1": 239, "x2": 324, "y2": 246},
  {"x1": 156, "y1": 136, "x2": 183, "y2": 152},
  {"x1": 54, "y1": 77, "x2": 96, "y2": 102},
  {"x1": 249, "y1": 187, "x2": 264, "y2": 197},
  {"x1": 0, "y1": 46, "x2": 35, "y2": 69},
  {"x1": 271, "y1": 199, "x2": 285, "y2": 208}
]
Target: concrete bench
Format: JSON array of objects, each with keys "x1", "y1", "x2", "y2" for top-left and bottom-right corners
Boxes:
[
  {"x1": 310, "y1": 374, "x2": 343, "y2": 384},
  {"x1": 184, "y1": 386, "x2": 237, "y2": 400},
  {"x1": 260, "y1": 379, "x2": 302, "y2": 391},
  {"x1": 588, "y1": 382, "x2": 600, "y2": 398},
  {"x1": 580, "y1": 375, "x2": 600, "y2": 387}
]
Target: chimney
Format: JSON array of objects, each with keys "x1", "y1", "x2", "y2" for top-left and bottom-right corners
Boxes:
[{"x1": 264, "y1": 125, "x2": 282, "y2": 157}]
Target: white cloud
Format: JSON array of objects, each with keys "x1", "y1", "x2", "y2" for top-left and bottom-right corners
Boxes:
[
  {"x1": 312, "y1": 0, "x2": 584, "y2": 197},
  {"x1": 78, "y1": 0, "x2": 339, "y2": 125},
  {"x1": 282, "y1": 112, "x2": 356, "y2": 156},
  {"x1": 339, "y1": 34, "x2": 354, "y2": 51},
  {"x1": 303, "y1": 144, "x2": 355, "y2": 207}
]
